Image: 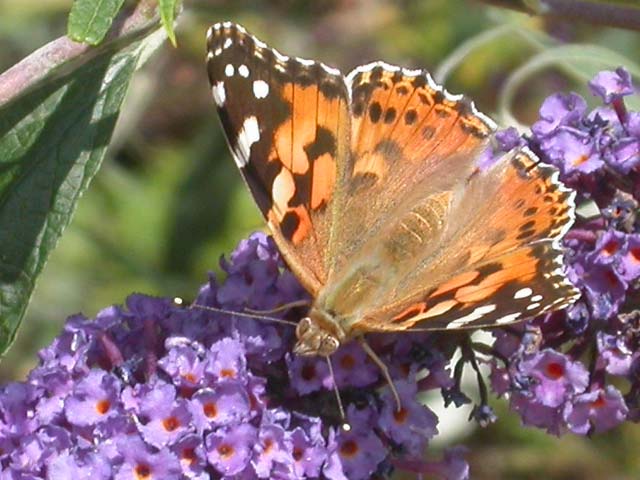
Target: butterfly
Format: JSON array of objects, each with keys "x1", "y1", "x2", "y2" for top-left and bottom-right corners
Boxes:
[{"x1": 205, "y1": 21, "x2": 580, "y2": 359}]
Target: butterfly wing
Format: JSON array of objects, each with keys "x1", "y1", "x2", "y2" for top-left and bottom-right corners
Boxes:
[
  {"x1": 326, "y1": 63, "x2": 495, "y2": 278},
  {"x1": 317, "y1": 65, "x2": 578, "y2": 334},
  {"x1": 351, "y1": 148, "x2": 580, "y2": 333},
  {"x1": 206, "y1": 23, "x2": 350, "y2": 295}
]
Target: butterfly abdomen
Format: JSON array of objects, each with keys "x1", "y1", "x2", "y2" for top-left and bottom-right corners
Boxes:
[{"x1": 382, "y1": 191, "x2": 452, "y2": 262}]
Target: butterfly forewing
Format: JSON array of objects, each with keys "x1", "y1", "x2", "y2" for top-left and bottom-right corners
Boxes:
[
  {"x1": 206, "y1": 22, "x2": 351, "y2": 295},
  {"x1": 325, "y1": 64, "x2": 496, "y2": 279}
]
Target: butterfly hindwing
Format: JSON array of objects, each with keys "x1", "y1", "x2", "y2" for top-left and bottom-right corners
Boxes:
[
  {"x1": 207, "y1": 22, "x2": 351, "y2": 295},
  {"x1": 350, "y1": 148, "x2": 579, "y2": 332}
]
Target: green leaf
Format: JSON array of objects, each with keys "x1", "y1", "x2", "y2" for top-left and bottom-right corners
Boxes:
[
  {"x1": 497, "y1": 44, "x2": 640, "y2": 128},
  {"x1": 0, "y1": 11, "x2": 166, "y2": 355},
  {"x1": 67, "y1": 0, "x2": 126, "y2": 45},
  {"x1": 159, "y1": 0, "x2": 180, "y2": 47}
]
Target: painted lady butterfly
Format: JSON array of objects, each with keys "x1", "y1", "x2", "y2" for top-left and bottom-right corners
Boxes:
[{"x1": 206, "y1": 22, "x2": 580, "y2": 358}]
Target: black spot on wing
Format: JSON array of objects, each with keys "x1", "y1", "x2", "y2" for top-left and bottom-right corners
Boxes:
[
  {"x1": 412, "y1": 75, "x2": 427, "y2": 89},
  {"x1": 289, "y1": 172, "x2": 312, "y2": 209},
  {"x1": 281, "y1": 211, "x2": 301, "y2": 240},
  {"x1": 304, "y1": 126, "x2": 337, "y2": 161},
  {"x1": 370, "y1": 66, "x2": 384, "y2": 82},
  {"x1": 520, "y1": 221, "x2": 536, "y2": 231},
  {"x1": 477, "y1": 262, "x2": 502, "y2": 277},
  {"x1": 369, "y1": 102, "x2": 382, "y2": 123},
  {"x1": 417, "y1": 92, "x2": 432, "y2": 105},
  {"x1": 374, "y1": 139, "x2": 405, "y2": 165},
  {"x1": 384, "y1": 108, "x2": 397, "y2": 123},
  {"x1": 404, "y1": 109, "x2": 417, "y2": 125}
]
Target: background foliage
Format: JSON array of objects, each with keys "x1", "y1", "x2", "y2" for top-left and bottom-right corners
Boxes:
[{"x1": 1, "y1": 0, "x2": 639, "y2": 478}]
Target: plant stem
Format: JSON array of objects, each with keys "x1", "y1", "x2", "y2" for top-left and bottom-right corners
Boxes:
[{"x1": 476, "y1": 0, "x2": 640, "y2": 31}]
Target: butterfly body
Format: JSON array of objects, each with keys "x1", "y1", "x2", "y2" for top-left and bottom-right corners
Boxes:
[{"x1": 206, "y1": 22, "x2": 580, "y2": 357}]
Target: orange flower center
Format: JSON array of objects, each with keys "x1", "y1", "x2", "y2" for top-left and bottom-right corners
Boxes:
[
  {"x1": 572, "y1": 154, "x2": 589, "y2": 166},
  {"x1": 218, "y1": 443, "x2": 234, "y2": 459},
  {"x1": 263, "y1": 438, "x2": 274, "y2": 454},
  {"x1": 181, "y1": 447, "x2": 196, "y2": 465},
  {"x1": 339, "y1": 439, "x2": 359, "y2": 458},
  {"x1": 162, "y1": 416, "x2": 180, "y2": 431},
  {"x1": 602, "y1": 240, "x2": 620, "y2": 256},
  {"x1": 134, "y1": 464, "x2": 151, "y2": 480},
  {"x1": 95, "y1": 399, "x2": 111, "y2": 415},
  {"x1": 393, "y1": 407, "x2": 409, "y2": 424},
  {"x1": 204, "y1": 402, "x2": 218, "y2": 418},
  {"x1": 545, "y1": 362, "x2": 564, "y2": 380},
  {"x1": 220, "y1": 368, "x2": 235, "y2": 378},
  {"x1": 590, "y1": 394, "x2": 606, "y2": 408}
]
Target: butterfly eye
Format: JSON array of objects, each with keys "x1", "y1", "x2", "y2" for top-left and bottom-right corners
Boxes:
[{"x1": 296, "y1": 317, "x2": 312, "y2": 338}]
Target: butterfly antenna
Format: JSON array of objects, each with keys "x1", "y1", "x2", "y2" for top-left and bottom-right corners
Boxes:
[
  {"x1": 358, "y1": 337, "x2": 402, "y2": 412},
  {"x1": 173, "y1": 298, "x2": 298, "y2": 327},
  {"x1": 326, "y1": 356, "x2": 351, "y2": 431},
  {"x1": 244, "y1": 299, "x2": 310, "y2": 315}
]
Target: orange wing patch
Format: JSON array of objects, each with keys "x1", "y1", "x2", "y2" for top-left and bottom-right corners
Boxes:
[{"x1": 348, "y1": 65, "x2": 493, "y2": 187}]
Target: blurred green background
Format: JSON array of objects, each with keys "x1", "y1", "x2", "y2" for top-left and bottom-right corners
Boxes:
[{"x1": 1, "y1": 0, "x2": 639, "y2": 478}]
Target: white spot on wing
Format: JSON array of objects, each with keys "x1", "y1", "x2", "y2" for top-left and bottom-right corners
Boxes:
[
  {"x1": 321, "y1": 63, "x2": 341, "y2": 76},
  {"x1": 233, "y1": 116, "x2": 261, "y2": 168},
  {"x1": 225, "y1": 64, "x2": 235, "y2": 77},
  {"x1": 527, "y1": 302, "x2": 541, "y2": 311},
  {"x1": 446, "y1": 304, "x2": 497, "y2": 329},
  {"x1": 212, "y1": 81, "x2": 226, "y2": 106},
  {"x1": 223, "y1": 38, "x2": 233, "y2": 49},
  {"x1": 495, "y1": 312, "x2": 522, "y2": 325},
  {"x1": 253, "y1": 80, "x2": 269, "y2": 99},
  {"x1": 238, "y1": 64, "x2": 250, "y2": 78},
  {"x1": 531, "y1": 294, "x2": 543, "y2": 302},
  {"x1": 514, "y1": 287, "x2": 533, "y2": 299},
  {"x1": 274, "y1": 50, "x2": 289, "y2": 62},
  {"x1": 476, "y1": 304, "x2": 497, "y2": 315}
]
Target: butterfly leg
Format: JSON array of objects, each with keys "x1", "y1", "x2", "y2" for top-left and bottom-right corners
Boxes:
[
  {"x1": 325, "y1": 355, "x2": 349, "y2": 430},
  {"x1": 357, "y1": 337, "x2": 401, "y2": 411}
]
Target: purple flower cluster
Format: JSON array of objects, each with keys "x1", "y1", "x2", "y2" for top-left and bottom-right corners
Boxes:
[
  {"x1": 0, "y1": 234, "x2": 465, "y2": 479},
  {"x1": 489, "y1": 67, "x2": 640, "y2": 435}
]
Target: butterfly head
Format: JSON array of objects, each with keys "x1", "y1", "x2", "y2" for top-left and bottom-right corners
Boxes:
[{"x1": 294, "y1": 315, "x2": 343, "y2": 357}]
